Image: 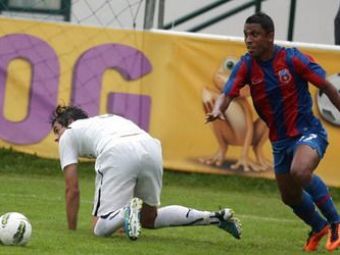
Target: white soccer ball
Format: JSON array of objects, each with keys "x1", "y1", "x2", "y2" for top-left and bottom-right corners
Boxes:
[
  {"x1": 0, "y1": 212, "x2": 32, "y2": 246},
  {"x1": 316, "y1": 73, "x2": 340, "y2": 126}
]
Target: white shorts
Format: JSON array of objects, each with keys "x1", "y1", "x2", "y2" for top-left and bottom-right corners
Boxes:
[{"x1": 92, "y1": 134, "x2": 163, "y2": 216}]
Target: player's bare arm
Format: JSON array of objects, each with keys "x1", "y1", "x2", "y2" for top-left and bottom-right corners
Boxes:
[
  {"x1": 206, "y1": 94, "x2": 233, "y2": 123},
  {"x1": 322, "y1": 80, "x2": 340, "y2": 112},
  {"x1": 64, "y1": 163, "x2": 80, "y2": 230}
]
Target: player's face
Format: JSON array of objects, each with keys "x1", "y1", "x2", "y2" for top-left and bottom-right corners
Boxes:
[
  {"x1": 243, "y1": 23, "x2": 274, "y2": 61},
  {"x1": 52, "y1": 122, "x2": 66, "y2": 142}
]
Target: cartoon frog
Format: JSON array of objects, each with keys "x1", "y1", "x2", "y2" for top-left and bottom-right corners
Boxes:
[{"x1": 200, "y1": 57, "x2": 272, "y2": 172}]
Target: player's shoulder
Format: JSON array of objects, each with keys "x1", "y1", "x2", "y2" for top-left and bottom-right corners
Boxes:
[
  {"x1": 58, "y1": 127, "x2": 74, "y2": 145},
  {"x1": 234, "y1": 54, "x2": 251, "y2": 71},
  {"x1": 69, "y1": 117, "x2": 90, "y2": 128},
  {"x1": 282, "y1": 46, "x2": 308, "y2": 59},
  {"x1": 240, "y1": 53, "x2": 252, "y2": 63},
  {"x1": 278, "y1": 46, "x2": 315, "y2": 66}
]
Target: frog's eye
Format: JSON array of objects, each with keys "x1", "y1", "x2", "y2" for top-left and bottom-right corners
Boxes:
[{"x1": 223, "y1": 58, "x2": 237, "y2": 71}]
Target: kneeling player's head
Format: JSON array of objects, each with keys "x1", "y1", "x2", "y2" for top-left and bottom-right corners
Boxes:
[{"x1": 50, "y1": 105, "x2": 88, "y2": 128}]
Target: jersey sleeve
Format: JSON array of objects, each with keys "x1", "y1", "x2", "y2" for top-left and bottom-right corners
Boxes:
[
  {"x1": 223, "y1": 56, "x2": 249, "y2": 97},
  {"x1": 58, "y1": 129, "x2": 78, "y2": 171},
  {"x1": 290, "y1": 48, "x2": 327, "y2": 89}
]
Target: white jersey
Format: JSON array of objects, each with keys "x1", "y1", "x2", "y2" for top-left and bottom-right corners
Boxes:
[{"x1": 58, "y1": 114, "x2": 148, "y2": 170}]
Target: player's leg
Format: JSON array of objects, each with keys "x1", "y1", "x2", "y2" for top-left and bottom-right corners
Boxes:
[
  {"x1": 93, "y1": 208, "x2": 126, "y2": 237},
  {"x1": 94, "y1": 196, "x2": 142, "y2": 239},
  {"x1": 135, "y1": 136, "x2": 218, "y2": 230},
  {"x1": 293, "y1": 134, "x2": 339, "y2": 223},
  {"x1": 92, "y1": 169, "x2": 130, "y2": 237},
  {"x1": 273, "y1": 140, "x2": 328, "y2": 251},
  {"x1": 291, "y1": 134, "x2": 340, "y2": 251},
  {"x1": 276, "y1": 172, "x2": 327, "y2": 229},
  {"x1": 140, "y1": 203, "x2": 157, "y2": 227},
  {"x1": 138, "y1": 199, "x2": 241, "y2": 240},
  {"x1": 153, "y1": 204, "x2": 241, "y2": 239},
  {"x1": 139, "y1": 199, "x2": 241, "y2": 239},
  {"x1": 135, "y1": 137, "x2": 241, "y2": 239},
  {"x1": 276, "y1": 173, "x2": 328, "y2": 251},
  {"x1": 93, "y1": 147, "x2": 140, "y2": 237},
  {"x1": 293, "y1": 145, "x2": 339, "y2": 224},
  {"x1": 123, "y1": 136, "x2": 163, "y2": 240}
]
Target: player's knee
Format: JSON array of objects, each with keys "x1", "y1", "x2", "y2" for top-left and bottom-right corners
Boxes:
[
  {"x1": 93, "y1": 228, "x2": 105, "y2": 237},
  {"x1": 93, "y1": 220, "x2": 111, "y2": 237},
  {"x1": 281, "y1": 194, "x2": 300, "y2": 206},
  {"x1": 93, "y1": 224, "x2": 106, "y2": 236},
  {"x1": 290, "y1": 167, "x2": 312, "y2": 186},
  {"x1": 280, "y1": 189, "x2": 302, "y2": 206}
]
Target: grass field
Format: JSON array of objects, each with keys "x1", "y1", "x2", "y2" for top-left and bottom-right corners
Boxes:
[{"x1": 0, "y1": 148, "x2": 339, "y2": 255}]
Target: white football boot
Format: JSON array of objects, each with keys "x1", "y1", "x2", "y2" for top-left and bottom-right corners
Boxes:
[
  {"x1": 215, "y1": 208, "x2": 242, "y2": 239},
  {"x1": 124, "y1": 197, "x2": 143, "y2": 240}
]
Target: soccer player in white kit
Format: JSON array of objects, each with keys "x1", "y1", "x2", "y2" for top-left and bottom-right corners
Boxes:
[{"x1": 51, "y1": 105, "x2": 242, "y2": 240}]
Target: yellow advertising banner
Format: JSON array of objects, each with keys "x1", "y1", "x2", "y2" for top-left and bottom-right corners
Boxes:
[{"x1": 0, "y1": 18, "x2": 339, "y2": 185}]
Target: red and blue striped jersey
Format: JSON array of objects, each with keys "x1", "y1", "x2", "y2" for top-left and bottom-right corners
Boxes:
[{"x1": 223, "y1": 45, "x2": 327, "y2": 142}]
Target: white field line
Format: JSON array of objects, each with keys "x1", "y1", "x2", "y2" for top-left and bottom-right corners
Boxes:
[{"x1": 0, "y1": 193, "x2": 297, "y2": 224}]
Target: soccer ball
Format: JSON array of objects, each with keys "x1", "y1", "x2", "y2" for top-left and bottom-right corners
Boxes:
[
  {"x1": 0, "y1": 212, "x2": 32, "y2": 246},
  {"x1": 316, "y1": 73, "x2": 340, "y2": 126}
]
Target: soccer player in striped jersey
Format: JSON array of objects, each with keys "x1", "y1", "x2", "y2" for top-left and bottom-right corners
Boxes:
[{"x1": 206, "y1": 12, "x2": 340, "y2": 252}]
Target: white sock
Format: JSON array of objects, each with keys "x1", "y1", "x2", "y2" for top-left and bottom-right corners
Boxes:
[
  {"x1": 94, "y1": 208, "x2": 125, "y2": 236},
  {"x1": 154, "y1": 205, "x2": 218, "y2": 228}
]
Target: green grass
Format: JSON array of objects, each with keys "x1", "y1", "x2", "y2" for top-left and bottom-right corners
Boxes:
[{"x1": 0, "y1": 148, "x2": 339, "y2": 254}]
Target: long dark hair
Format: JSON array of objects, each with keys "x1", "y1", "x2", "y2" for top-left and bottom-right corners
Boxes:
[{"x1": 50, "y1": 105, "x2": 89, "y2": 127}]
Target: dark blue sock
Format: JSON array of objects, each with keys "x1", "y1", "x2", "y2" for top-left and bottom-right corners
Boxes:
[
  {"x1": 304, "y1": 175, "x2": 340, "y2": 224},
  {"x1": 291, "y1": 192, "x2": 327, "y2": 232}
]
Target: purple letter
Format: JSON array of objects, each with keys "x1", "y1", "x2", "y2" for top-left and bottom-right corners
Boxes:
[
  {"x1": 0, "y1": 34, "x2": 59, "y2": 144},
  {"x1": 72, "y1": 44, "x2": 152, "y2": 130}
]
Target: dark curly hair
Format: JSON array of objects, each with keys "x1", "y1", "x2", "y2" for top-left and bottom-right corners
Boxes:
[
  {"x1": 245, "y1": 12, "x2": 274, "y2": 34},
  {"x1": 50, "y1": 105, "x2": 89, "y2": 127}
]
